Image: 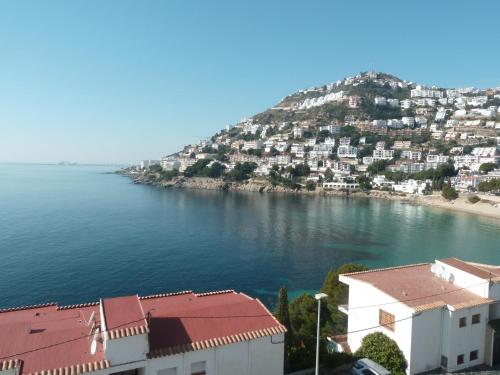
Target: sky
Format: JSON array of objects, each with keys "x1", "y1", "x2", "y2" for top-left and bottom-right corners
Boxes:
[{"x1": 1, "y1": 0, "x2": 499, "y2": 164}]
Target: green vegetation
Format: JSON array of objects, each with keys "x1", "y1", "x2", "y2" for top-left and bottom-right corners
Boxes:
[
  {"x1": 478, "y1": 178, "x2": 500, "y2": 192},
  {"x1": 305, "y1": 180, "x2": 316, "y2": 191},
  {"x1": 148, "y1": 164, "x2": 179, "y2": 180},
  {"x1": 468, "y1": 195, "x2": 481, "y2": 204},
  {"x1": 367, "y1": 160, "x2": 389, "y2": 175},
  {"x1": 479, "y1": 163, "x2": 496, "y2": 174},
  {"x1": 275, "y1": 263, "x2": 367, "y2": 371},
  {"x1": 356, "y1": 175, "x2": 372, "y2": 191},
  {"x1": 226, "y1": 162, "x2": 257, "y2": 181},
  {"x1": 356, "y1": 332, "x2": 407, "y2": 375},
  {"x1": 321, "y1": 264, "x2": 368, "y2": 334},
  {"x1": 276, "y1": 287, "x2": 293, "y2": 372},
  {"x1": 442, "y1": 184, "x2": 458, "y2": 200}
]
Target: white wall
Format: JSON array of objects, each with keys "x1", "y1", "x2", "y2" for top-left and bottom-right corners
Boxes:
[
  {"x1": 442, "y1": 305, "x2": 489, "y2": 372},
  {"x1": 435, "y1": 261, "x2": 488, "y2": 297},
  {"x1": 487, "y1": 284, "x2": 500, "y2": 320},
  {"x1": 409, "y1": 308, "x2": 442, "y2": 374},
  {"x1": 341, "y1": 278, "x2": 413, "y2": 369},
  {"x1": 105, "y1": 334, "x2": 149, "y2": 365},
  {"x1": 144, "y1": 333, "x2": 284, "y2": 375}
]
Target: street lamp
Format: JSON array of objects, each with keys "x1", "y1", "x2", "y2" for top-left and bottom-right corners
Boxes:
[{"x1": 315, "y1": 292, "x2": 328, "y2": 375}]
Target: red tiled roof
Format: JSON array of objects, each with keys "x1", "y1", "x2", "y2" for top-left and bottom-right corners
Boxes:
[
  {"x1": 101, "y1": 295, "x2": 148, "y2": 340},
  {"x1": 341, "y1": 263, "x2": 491, "y2": 311},
  {"x1": 0, "y1": 290, "x2": 284, "y2": 374},
  {"x1": 142, "y1": 290, "x2": 285, "y2": 358},
  {"x1": 440, "y1": 258, "x2": 500, "y2": 279},
  {"x1": 0, "y1": 303, "x2": 104, "y2": 375}
]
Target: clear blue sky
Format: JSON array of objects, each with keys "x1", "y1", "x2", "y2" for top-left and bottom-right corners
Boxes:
[{"x1": 1, "y1": 0, "x2": 499, "y2": 164}]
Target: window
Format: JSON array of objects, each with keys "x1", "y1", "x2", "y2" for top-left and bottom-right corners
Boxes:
[
  {"x1": 472, "y1": 314, "x2": 480, "y2": 324},
  {"x1": 157, "y1": 369, "x2": 176, "y2": 375},
  {"x1": 470, "y1": 350, "x2": 478, "y2": 361},
  {"x1": 459, "y1": 317, "x2": 467, "y2": 327},
  {"x1": 190, "y1": 361, "x2": 206, "y2": 375},
  {"x1": 379, "y1": 309, "x2": 395, "y2": 331},
  {"x1": 457, "y1": 354, "x2": 464, "y2": 365},
  {"x1": 441, "y1": 356, "x2": 448, "y2": 368},
  {"x1": 362, "y1": 370, "x2": 377, "y2": 375}
]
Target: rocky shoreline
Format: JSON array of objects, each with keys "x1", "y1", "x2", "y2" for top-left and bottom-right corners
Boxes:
[
  {"x1": 117, "y1": 169, "x2": 416, "y2": 200},
  {"x1": 117, "y1": 170, "x2": 500, "y2": 220}
]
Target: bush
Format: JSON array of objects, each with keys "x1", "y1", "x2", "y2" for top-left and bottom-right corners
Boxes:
[
  {"x1": 356, "y1": 332, "x2": 407, "y2": 375},
  {"x1": 478, "y1": 178, "x2": 500, "y2": 192},
  {"x1": 479, "y1": 163, "x2": 496, "y2": 174},
  {"x1": 468, "y1": 195, "x2": 480, "y2": 204},
  {"x1": 305, "y1": 181, "x2": 316, "y2": 191},
  {"x1": 442, "y1": 184, "x2": 458, "y2": 200}
]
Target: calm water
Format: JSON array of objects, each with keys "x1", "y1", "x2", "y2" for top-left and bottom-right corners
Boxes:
[{"x1": 0, "y1": 164, "x2": 499, "y2": 308}]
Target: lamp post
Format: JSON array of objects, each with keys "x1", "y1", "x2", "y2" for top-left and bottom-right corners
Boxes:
[{"x1": 315, "y1": 293, "x2": 328, "y2": 375}]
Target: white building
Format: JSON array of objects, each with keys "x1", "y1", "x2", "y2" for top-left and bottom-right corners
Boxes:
[
  {"x1": 0, "y1": 290, "x2": 285, "y2": 375},
  {"x1": 140, "y1": 160, "x2": 161, "y2": 170},
  {"x1": 373, "y1": 149, "x2": 394, "y2": 160},
  {"x1": 242, "y1": 140, "x2": 263, "y2": 151},
  {"x1": 426, "y1": 154, "x2": 449, "y2": 164},
  {"x1": 401, "y1": 151, "x2": 422, "y2": 161},
  {"x1": 160, "y1": 158, "x2": 180, "y2": 171},
  {"x1": 411, "y1": 87, "x2": 444, "y2": 98},
  {"x1": 393, "y1": 179, "x2": 430, "y2": 194},
  {"x1": 323, "y1": 181, "x2": 359, "y2": 191},
  {"x1": 338, "y1": 258, "x2": 500, "y2": 374},
  {"x1": 337, "y1": 145, "x2": 358, "y2": 158}
]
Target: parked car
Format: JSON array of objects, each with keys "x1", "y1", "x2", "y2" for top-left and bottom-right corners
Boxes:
[{"x1": 350, "y1": 358, "x2": 391, "y2": 375}]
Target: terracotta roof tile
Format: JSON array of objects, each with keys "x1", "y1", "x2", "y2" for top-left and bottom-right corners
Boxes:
[
  {"x1": 440, "y1": 258, "x2": 500, "y2": 279},
  {"x1": 342, "y1": 263, "x2": 490, "y2": 312}
]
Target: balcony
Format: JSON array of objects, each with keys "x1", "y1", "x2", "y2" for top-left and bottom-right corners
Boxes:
[{"x1": 338, "y1": 304, "x2": 349, "y2": 314}]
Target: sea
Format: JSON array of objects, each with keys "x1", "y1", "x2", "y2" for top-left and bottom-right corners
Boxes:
[{"x1": 0, "y1": 164, "x2": 499, "y2": 308}]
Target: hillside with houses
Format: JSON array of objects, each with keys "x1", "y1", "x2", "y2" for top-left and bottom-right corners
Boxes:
[{"x1": 131, "y1": 71, "x2": 500, "y2": 198}]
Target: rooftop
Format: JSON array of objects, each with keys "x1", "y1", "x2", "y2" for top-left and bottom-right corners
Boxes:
[
  {"x1": 341, "y1": 262, "x2": 492, "y2": 312},
  {"x1": 0, "y1": 290, "x2": 284, "y2": 375},
  {"x1": 439, "y1": 258, "x2": 500, "y2": 280}
]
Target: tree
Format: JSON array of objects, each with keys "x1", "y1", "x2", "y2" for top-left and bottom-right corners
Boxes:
[
  {"x1": 356, "y1": 332, "x2": 407, "y2": 375},
  {"x1": 442, "y1": 184, "x2": 458, "y2": 200},
  {"x1": 227, "y1": 162, "x2": 257, "y2": 181},
  {"x1": 324, "y1": 168, "x2": 334, "y2": 182},
  {"x1": 288, "y1": 294, "x2": 326, "y2": 371},
  {"x1": 305, "y1": 180, "x2": 316, "y2": 191},
  {"x1": 291, "y1": 164, "x2": 311, "y2": 178},
  {"x1": 321, "y1": 264, "x2": 368, "y2": 334},
  {"x1": 183, "y1": 159, "x2": 211, "y2": 177},
  {"x1": 204, "y1": 162, "x2": 225, "y2": 178},
  {"x1": 479, "y1": 163, "x2": 496, "y2": 174},
  {"x1": 478, "y1": 178, "x2": 500, "y2": 192},
  {"x1": 357, "y1": 175, "x2": 372, "y2": 191},
  {"x1": 367, "y1": 160, "x2": 389, "y2": 175},
  {"x1": 276, "y1": 287, "x2": 293, "y2": 372}
]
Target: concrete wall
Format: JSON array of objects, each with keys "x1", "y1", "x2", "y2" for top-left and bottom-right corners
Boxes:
[
  {"x1": 435, "y1": 261, "x2": 488, "y2": 297},
  {"x1": 341, "y1": 278, "x2": 414, "y2": 369},
  {"x1": 409, "y1": 308, "x2": 443, "y2": 374},
  {"x1": 441, "y1": 305, "x2": 489, "y2": 372},
  {"x1": 487, "y1": 284, "x2": 500, "y2": 320},
  {"x1": 145, "y1": 333, "x2": 284, "y2": 375},
  {"x1": 105, "y1": 334, "x2": 149, "y2": 364}
]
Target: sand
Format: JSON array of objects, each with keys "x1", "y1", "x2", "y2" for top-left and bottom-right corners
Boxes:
[{"x1": 417, "y1": 193, "x2": 500, "y2": 220}]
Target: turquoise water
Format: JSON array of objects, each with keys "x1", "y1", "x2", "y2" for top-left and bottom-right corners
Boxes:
[{"x1": 0, "y1": 164, "x2": 499, "y2": 308}]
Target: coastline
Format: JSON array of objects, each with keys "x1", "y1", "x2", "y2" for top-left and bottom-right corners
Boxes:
[{"x1": 118, "y1": 171, "x2": 500, "y2": 220}]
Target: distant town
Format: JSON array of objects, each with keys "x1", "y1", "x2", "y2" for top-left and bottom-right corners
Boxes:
[{"x1": 128, "y1": 72, "x2": 499, "y2": 203}]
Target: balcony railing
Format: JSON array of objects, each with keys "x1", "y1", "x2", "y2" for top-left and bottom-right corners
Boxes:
[{"x1": 338, "y1": 304, "x2": 349, "y2": 314}]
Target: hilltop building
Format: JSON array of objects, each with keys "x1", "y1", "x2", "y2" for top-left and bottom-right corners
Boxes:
[{"x1": 0, "y1": 290, "x2": 285, "y2": 375}]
